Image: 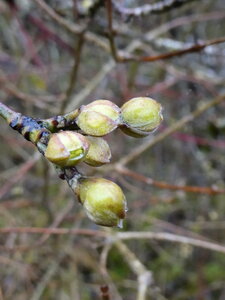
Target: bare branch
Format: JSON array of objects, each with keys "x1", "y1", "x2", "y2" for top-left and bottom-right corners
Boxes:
[
  {"x1": 33, "y1": 0, "x2": 109, "y2": 52},
  {"x1": 117, "y1": 231, "x2": 225, "y2": 254},
  {"x1": 113, "y1": 0, "x2": 198, "y2": 17},
  {"x1": 116, "y1": 166, "x2": 225, "y2": 195}
]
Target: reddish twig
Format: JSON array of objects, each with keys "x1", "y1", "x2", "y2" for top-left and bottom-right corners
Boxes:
[
  {"x1": 0, "y1": 227, "x2": 106, "y2": 237},
  {"x1": 60, "y1": 30, "x2": 86, "y2": 113},
  {"x1": 172, "y1": 132, "x2": 225, "y2": 149},
  {"x1": 28, "y1": 14, "x2": 74, "y2": 53},
  {"x1": 116, "y1": 166, "x2": 225, "y2": 195},
  {"x1": 133, "y1": 36, "x2": 225, "y2": 62},
  {"x1": 0, "y1": 199, "x2": 34, "y2": 209},
  {"x1": 105, "y1": 0, "x2": 119, "y2": 62},
  {"x1": 105, "y1": 3, "x2": 225, "y2": 64},
  {"x1": 33, "y1": 0, "x2": 109, "y2": 52}
]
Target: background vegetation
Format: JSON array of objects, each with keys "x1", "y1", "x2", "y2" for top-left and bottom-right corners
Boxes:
[{"x1": 0, "y1": 0, "x2": 225, "y2": 299}]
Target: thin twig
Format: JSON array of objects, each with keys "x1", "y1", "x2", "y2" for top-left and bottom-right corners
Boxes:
[
  {"x1": 105, "y1": 0, "x2": 119, "y2": 62},
  {"x1": 0, "y1": 154, "x2": 40, "y2": 199},
  {"x1": 35, "y1": 199, "x2": 74, "y2": 247},
  {"x1": 99, "y1": 242, "x2": 123, "y2": 300},
  {"x1": 132, "y1": 36, "x2": 225, "y2": 62},
  {"x1": 41, "y1": 159, "x2": 53, "y2": 222},
  {"x1": 0, "y1": 72, "x2": 61, "y2": 109},
  {"x1": 126, "y1": 11, "x2": 225, "y2": 43},
  {"x1": 33, "y1": 0, "x2": 109, "y2": 52},
  {"x1": 112, "y1": 36, "x2": 225, "y2": 63},
  {"x1": 67, "y1": 60, "x2": 115, "y2": 110},
  {"x1": 60, "y1": 31, "x2": 85, "y2": 114},
  {"x1": 116, "y1": 166, "x2": 225, "y2": 195},
  {"x1": 115, "y1": 240, "x2": 153, "y2": 300},
  {"x1": 116, "y1": 232, "x2": 225, "y2": 254},
  {"x1": 0, "y1": 227, "x2": 106, "y2": 237},
  {"x1": 113, "y1": 0, "x2": 198, "y2": 17},
  {"x1": 30, "y1": 258, "x2": 62, "y2": 300},
  {"x1": 1, "y1": 227, "x2": 225, "y2": 254},
  {"x1": 0, "y1": 286, "x2": 4, "y2": 300}
]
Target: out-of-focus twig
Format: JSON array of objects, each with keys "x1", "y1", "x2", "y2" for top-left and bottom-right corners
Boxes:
[
  {"x1": 60, "y1": 31, "x2": 86, "y2": 114},
  {"x1": 33, "y1": 0, "x2": 109, "y2": 52},
  {"x1": 132, "y1": 36, "x2": 225, "y2": 62},
  {"x1": 115, "y1": 240, "x2": 153, "y2": 300},
  {"x1": 110, "y1": 36, "x2": 225, "y2": 63},
  {"x1": 0, "y1": 153, "x2": 40, "y2": 200},
  {"x1": 0, "y1": 72, "x2": 57, "y2": 109},
  {"x1": 105, "y1": 0, "x2": 119, "y2": 62},
  {"x1": 116, "y1": 166, "x2": 225, "y2": 195},
  {"x1": 28, "y1": 14, "x2": 74, "y2": 53},
  {"x1": 144, "y1": 11, "x2": 225, "y2": 42},
  {"x1": 67, "y1": 60, "x2": 115, "y2": 110},
  {"x1": 30, "y1": 258, "x2": 62, "y2": 300},
  {"x1": 0, "y1": 227, "x2": 106, "y2": 237},
  {"x1": 1, "y1": 227, "x2": 225, "y2": 254},
  {"x1": 35, "y1": 199, "x2": 75, "y2": 247},
  {"x1": 113, "y1": 0, "x2": 198, "y2": 17},
  {"x1": 100, "y1": 242, "x2": 123, "y2": 300},
  {"x1": 116, "y1": 232, "x2": 225, "y2": 254},
  {"x1": 41, "y1": 159, "x2": 53, "y2": 222},
  {"x1": 0, "y1": 286, "x2": 4, "y2": 300}
]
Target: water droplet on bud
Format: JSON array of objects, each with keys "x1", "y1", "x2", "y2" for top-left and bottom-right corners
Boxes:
[{"x1": 117, "y1": 219, "x2": 123, "y2": 229}]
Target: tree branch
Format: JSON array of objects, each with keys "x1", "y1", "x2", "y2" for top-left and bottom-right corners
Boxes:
[
  {"x1": 113, "y1": 0, "x2": 198, "y2": 17},
  {"x1": 116, "y1": 166, "x2": 225, "y2": 195}
]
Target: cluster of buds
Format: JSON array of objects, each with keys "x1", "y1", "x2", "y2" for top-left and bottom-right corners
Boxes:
[{"x1": 43, "y1": 97, "x2": 163, "y2": 227}]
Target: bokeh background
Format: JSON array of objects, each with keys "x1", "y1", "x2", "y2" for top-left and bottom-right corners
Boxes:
[{"x1": 0, "y1": 0, "x2": 225, "y2": 299}]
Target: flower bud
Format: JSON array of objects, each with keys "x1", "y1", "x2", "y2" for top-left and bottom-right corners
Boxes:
[
  {"x1": 45, "y1": 131, "x2": 89, "y2": 167},
  {"x1": 76, "y1": 100, "x2": 120, "y2": 136},
  {"x1": 120, "y1": 97, "x2": 163, "y2": 137},
  {"x1": 76, "y1": 178, "x2": 127, "y2": 227},
  {"x1": 84, "y1": 136, "x2": 111, "y2": 167}
]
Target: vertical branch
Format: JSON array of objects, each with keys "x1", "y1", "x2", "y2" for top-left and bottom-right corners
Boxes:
[
  {"x1": 105, "y1": 0, "x2": 120, "y2": 62},
  {"x1": 60, "y1": 31, "x2": 86, "y2": 114},
  {"x1": 115, "y1": 240, "x2": 153, "y2": 300}
]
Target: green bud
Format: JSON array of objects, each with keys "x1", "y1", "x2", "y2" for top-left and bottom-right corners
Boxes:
[
  {"x1": 84, "y1": 136, "x2": 111, "y2": 167},
  {"x1": 76, "y1": 178, "x2": 127, "y2": 227},
  {"x1": 120, "y1": 97, "x2": 163, "y2": 137},
  {"x1": 76, "y1": 100, "x2": 120, "y2": 136},
  {"x1": 45, "y1": 131, "x2": 89, "y2": 167}
]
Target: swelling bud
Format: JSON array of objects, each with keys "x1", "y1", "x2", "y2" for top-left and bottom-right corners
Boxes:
[
  {"x1": 84, "y1": 136, "x2": 111, "y2": 167},
  {"x1": 76, "y1": 178, "x2": 127, "y2": 227},
  {"x1": 120, "y1": 97, "x2": 163, "y2": 137},
  {"x1": 76, "y1": 100, "x2": 120, "y2": 136},
  {"x1": 45, "y1": 131, "x2": 89, "y2": 167}
]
